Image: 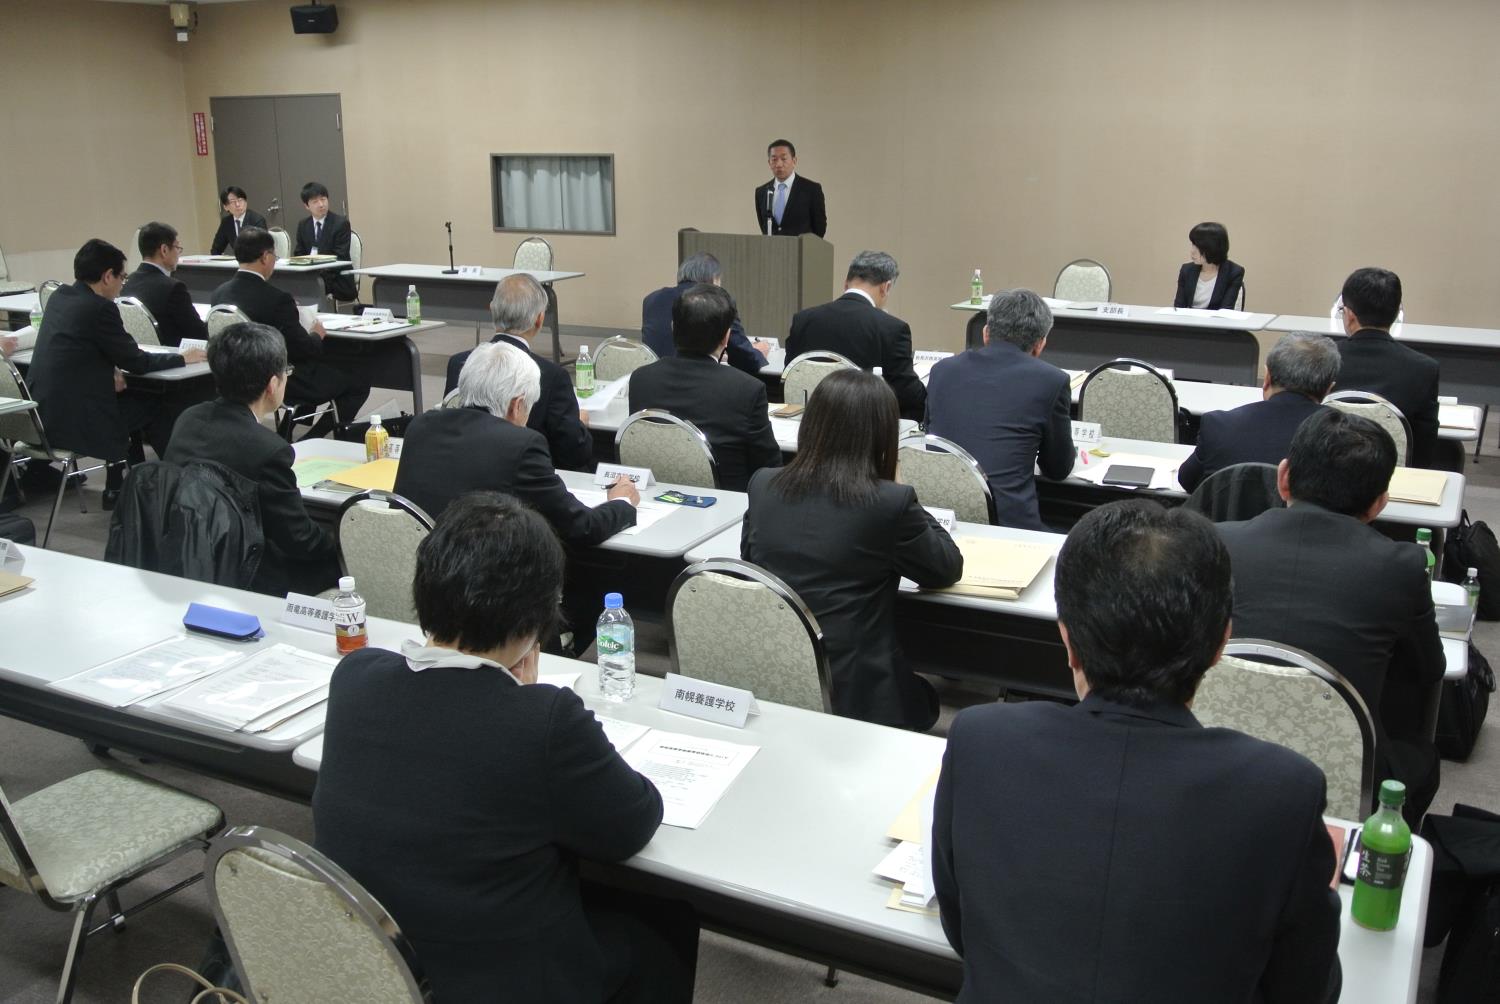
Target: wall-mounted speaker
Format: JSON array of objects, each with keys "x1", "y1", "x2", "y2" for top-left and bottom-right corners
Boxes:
[{"x1": 290, "y1": 4, "x2": 338, "y2": 34}]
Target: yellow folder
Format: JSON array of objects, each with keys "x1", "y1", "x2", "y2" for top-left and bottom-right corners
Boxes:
[
  {"x1": 1386, "y1": 467, "x2": 1446, "y2": 506},
  {"x1": 936, "y1": 537, "x2": 1055, "y2": 600},
  {"x1": 327, "y1": 458, "x2": 400, "y2": 492}
]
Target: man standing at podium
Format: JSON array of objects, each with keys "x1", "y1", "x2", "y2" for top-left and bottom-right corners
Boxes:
[{"x1": 755, "y1": 140, "x2": 827, "y2": 238}]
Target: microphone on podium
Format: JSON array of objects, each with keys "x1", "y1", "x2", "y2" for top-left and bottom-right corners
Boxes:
[
  {"x1": 764, "y1": 186, "x2": 774, "y2": 236},
  {"x1": 442, "y1": 221, "x2": 458, "y2": 275}
]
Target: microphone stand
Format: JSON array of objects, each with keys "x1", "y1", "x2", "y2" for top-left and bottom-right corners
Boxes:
[
  {"x1": 764, "y1": 186, "x2": 774, "y2": 236},
  {"x1": 442, "y1": 221, "x2": 458, "y2": 274}
]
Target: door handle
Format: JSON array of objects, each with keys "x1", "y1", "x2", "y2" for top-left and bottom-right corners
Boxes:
[{"x1": 267, "y1": 198, "x2": 281, "y2": 217}]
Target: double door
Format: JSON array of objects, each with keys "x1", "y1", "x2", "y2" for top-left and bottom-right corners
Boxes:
[{"x1": 209, "y1": 94, "x2": 350, "y2": 237}]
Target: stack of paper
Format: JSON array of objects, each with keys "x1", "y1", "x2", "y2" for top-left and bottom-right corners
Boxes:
[
  {"x1": 1072, "y1": 451, "x2": 1181, "y2": 491},
  {"x1": 1387, "y1": 467, "x2": 1447, "y2": 506},
  {"x1": 621, "y1": 730, "x2": 759, "y2": 829},
  {"x1": 935, "y1": 538, "x2": 1054, "y2": 600},
  {"x1": 51, "y1": 635, "x2": 247, "y2": 707},
  {"x1": 1440, "y1": 404, "x2": 1479, "y2": 431},
  {"x1": 595, "y1": 715, "x2": 651, "y2": 753},
  {"x1": 570, "y1": 490, "x2": 677, "y2": 535},
  {"x1": 878, "y1": 769, "x2": 940, "y2": 914},
  {"x1": 344, "y1": 320, "x2": 412, "y2": 334},
  {"x1": 577, "y1": 377, "x2": 629, "y2": 414},
  {"x1": 1068, "y1": 370, "x2": 1088, "y2": 390},
  {"x1": 160, "y1": 643, "x2": 338, "y2": 732}
]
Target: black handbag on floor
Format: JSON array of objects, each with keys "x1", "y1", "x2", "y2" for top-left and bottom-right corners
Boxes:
[
  {"x1": 1441, "y1": 511, "x2": 1500, "y2": 620},
  {"x1": 1436, "y1": 642, "x2": 1495, "y2": 762},
  {"x1": 1421, "y1": 804, "x2": 1500, "y2": 1003},
  {"x1": 0, "y1": 511, "x2": 36, "y2": 545}
]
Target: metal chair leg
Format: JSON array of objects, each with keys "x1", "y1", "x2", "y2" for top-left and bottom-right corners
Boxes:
[
  {"x1": 104, "y1": 889, "x2": 126, "y2": 932},
  {"x1": 72, "y1": 459, "x2": 88, "y2": 513},
  {"x1": 1476, "y1": 404, "x2": 1489, "y2": 461},
  {"x1": 42, "y1": 463, "x2": 70, "y2": 548},
  {"x1": 823, "y1": 965, "x2": 839, "y2": 988},
  {"x1": 55, "y1": 895, "x2": 99, "y2": 1004}
]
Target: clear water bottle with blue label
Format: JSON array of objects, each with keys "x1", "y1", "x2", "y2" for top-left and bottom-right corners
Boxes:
[{"x1": 596, "y1": 592, "x2": 635, "y2": 701}]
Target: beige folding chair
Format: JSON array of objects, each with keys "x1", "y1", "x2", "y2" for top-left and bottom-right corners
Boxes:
[
  {"x1": 1195, "y1": 640, "x2": 1376, "y2": 820},
  {"x1": 1078, "y1": 357, "x2": 1179, "y2": 443},
  {"x1": 268, "y1": 227, "x2": 292, "y2": 261},
  {"x1": 0, "y1": 769, "x2": 223, "y2": 1004},
  {"x1": 668, "y1": 558, "x2": 832, "y2": 713},
  {"x1": 513, "y1": 236, "x2": 554, "y2": 271},
  {"x1": 1323, "y1": 390, "x2": 1412, "y2": 466},
  {"x1": 38, "y1": 279, "x2": 62, "y2": 310},
  {"x1": 336, "y1": 490, "x2": 435, "y2": 623},
  {"x1": 616, "y1": 409, "x2": 717, "y2": 489},
  {"x1": 335, "y1": 230, "x2": 364, "y2": 312},
  {"x1": 781, "y1": 350, "x2": 857, "y2": 407},
  {"x1": 0, "y1": 360, "x2": 100, "y2": 546},
  {"x1": 0, "y1": 242, "x2": 36, "y2": 295},
  {"x1": 116, "y1": 296, "x2": 161, "y2": 347},
  {"x1": 206, "y1": 304, "x2": 250, "y2": 339},
  {"x1": 897, "y1": 434, "x2": 994, "y2": 524},
  {"x1": 593, "y1": 336, "x2": 658, "y2": 382},
  {"x1": 439, "y1": 388, "x2": 464, "y2": 408},
  {"x1": 1053, "y1": 258, "x2": 1111, "y2": 302}
]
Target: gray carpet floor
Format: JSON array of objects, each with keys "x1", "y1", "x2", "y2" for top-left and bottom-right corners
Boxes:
[{"x1": 2, "y1": 345, "x2": 1497, "y2": 1001}]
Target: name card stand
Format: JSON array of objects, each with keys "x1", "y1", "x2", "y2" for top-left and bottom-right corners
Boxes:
[
  {"x1": 594, "y1": 464, "x2": 654, "y2": 487},
  {"x1": 281, "y1": 592, "x2": 337, "y2": 634},
  {"x1": 1100, "y1": 303, "x2": 1130, "y2": 318},
  {"x1": 1071, "y1": 421, "x2": 1102, "y2": 445},
  {"x1": 1, "y1": 538, "x2": 25, "y2": 575},
  {"x1": 922, "y1": 506, "x2": 956, "y2": 534},
  {"x1": 361, "y1": 307, "x2": 395, "y2": 320},
  {"x1": 659, "y1": 672, "x2": 754, "y2": 728},
  {"x1": 178, "y1": 338, "x2": 208, "y2": 354}
]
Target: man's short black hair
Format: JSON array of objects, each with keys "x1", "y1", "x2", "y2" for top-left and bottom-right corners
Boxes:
[
  {"x1": 138, "y1": 221, "x2": 178, "y2": 259},
  {"x1": 413, "y1": 492, "x2": 564, "y2": 653},
  {"x1": 1055, "y1": 500, "x2": 1232, "y2": 707},
  {"x1": 220, "y1": 185, "x2": 248, "y2": 206},
  {"x1": 767, "y1": 139, "x2": 796, "y2": 157},
  {"x1": 73, "y1": 239, "x2": 127, "y2": 283},
  {"x1": 1188, "y1": 222, "x2": 1229, "y2": 266},
  {"x1": 300, "y1": 181, "x2": 330, "y2": 205},
  {"x1": 208, "y1": 322, "x2": 287, "y2": 404},
  {"x1": 234, "y1": 227, "x2": 275, "y2": 264},
  {"x1": 1341, "y1": 267, "x2": 1403, "y2": 330},
  {"x1": 672, "y1": 283, "x2": 737, "y2": 355},
  {"x1": 1285, "y1": 408, "x2": 1396, "y2": 517}
]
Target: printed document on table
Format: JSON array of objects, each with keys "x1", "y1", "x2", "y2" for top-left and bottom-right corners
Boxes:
[
  {"x1": 578, "y1": 377, "x2": 629, "y2": 413},
  {"x1": 161, "y1": 643, "x2": 337, "y2": 730},
  {"x1": 1072, "y1": 451, "x2": 1181, "y2": 491},
  {"x1": 621, "y1": 730, "x2": 760, "y2": 828},
  {"x1": 571, "y1": 490, "x2": 677, "y2": 535},
  {"x1": 595, "y1": 715, "x2": 651, "y2": 753},
  {"x1": 51, "y1": 634, "x2": 248, "y2": 708}
]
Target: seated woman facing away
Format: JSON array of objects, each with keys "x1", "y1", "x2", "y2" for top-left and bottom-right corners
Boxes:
[
  {"x1": 312, "y1": 491, "x2": 698, "y2": 1003},
  {"x1": 740, "y1": 368, "x2": 963, "y2": 731},
  {"x1": 1174, "y1": 221, "x2": 1246, "y2": 310}
]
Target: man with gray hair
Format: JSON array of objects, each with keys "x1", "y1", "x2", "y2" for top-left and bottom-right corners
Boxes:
[
  {"x1": 641, "y1": 252, "x2": 770, "y2": 374},
  {"x1": 396, "y1": 341, "x2": 637, "y2": 541},
  {"x1": 1178, "y1": 331, "x2": 1339, "y2": 492},
  {"x1": 443, "y1": 272, "x2": 594, "y2": 472},
  {"x1": 927, "y1": 289, "x2": 1074, "y2": 529},
  {"x1": 786, "y1": 250, "x2": 926, "y2": 420}
]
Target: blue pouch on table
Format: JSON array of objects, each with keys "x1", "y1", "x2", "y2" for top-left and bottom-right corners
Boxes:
[{"x1": 183, "y1": 603, "x2": 265, "y2": 641}]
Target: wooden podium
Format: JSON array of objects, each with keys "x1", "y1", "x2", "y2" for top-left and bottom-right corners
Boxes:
[{"x1": 678, "y1": 229, "x2": 834, "y2": 342}]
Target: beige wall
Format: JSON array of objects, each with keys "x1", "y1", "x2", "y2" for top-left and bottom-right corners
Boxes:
[{"x1": 11, "y1": 0, "x2": 1500, "y2": 348}]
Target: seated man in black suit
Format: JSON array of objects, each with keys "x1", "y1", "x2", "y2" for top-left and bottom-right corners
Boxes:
[
  {"x1": 934, "y1": 500, "x2": 1341, "y2": 1003},
  {"x1": 754, "y1": 139, "x2": 827, "y2": 237},
  {"x1": 208, "y1": 186, "x2": 268, "y2": 255},
  {"x1": 1334, "y1": 266, "x2": 1440, "y2": 468},
  {"x1": 641, "y1": 252, "x2": 769, "y2": 375},
  {"x1": 1216, "y1": 408, "x2": 1446, "y2": 819},
  {"x1": 212, "y1": 227, "x2": 368, "y2": 436},
  {"x1": 787, "y1": 251, "x2": 926, "y2": 420},
  {"x1": 122, "y1": 221, "x2": 209, "y2": 348},
  {"x1": 444, "y1": 273, "x2": 594, "y2": 472},
  {"x1": 1179, "y1": 331, "x2": 1339, "y2": 492},
  {"x1": 27, "y1": 239, "x2": 206, "y2": 502},
  {"x1": 314, "y1": 491, "x2": 698, "y2": 1004},
  {"x1": 292, "y1": 180, "x2": 358, "y2": 303},
  {"x1": 926, "y1": 289, "x2": 1074, "y2": 530},
  {"x1": 165, "y1": 322, "x2": 338, "y2": 596},
  {"x1": 628, "y1": 284, "x2": 782, "y2": 492}
]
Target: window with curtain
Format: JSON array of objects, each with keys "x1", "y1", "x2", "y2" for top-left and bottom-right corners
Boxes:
[{"x1": 492, "y1": 155, "x2": 615, "y2": 235}]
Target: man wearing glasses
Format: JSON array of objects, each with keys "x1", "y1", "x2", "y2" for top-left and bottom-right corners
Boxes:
[
  {"x1": 122, "y1": 221, "x2": 209, "y2": 348},
  {"x1": 209, "y1": 186, "x2": 267, "y2": 256}
]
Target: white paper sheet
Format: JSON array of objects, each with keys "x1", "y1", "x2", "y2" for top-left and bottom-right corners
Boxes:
[
  {"x1": 51, "y1": 634, "x2": 248, "y2": 708},
  {"x1": 577, "y1": 377, "x2": 629, "y2": 413},
  {"x1": 570, "y1": 491, "x2": 677, "y2": 535},
  {"x1": 161, "y1": 643, "x2": 337, "y2": 730},
  {"x1": 873, "y1": 840, "x2": 925, "y2": 884},
  {"x1": 595, "y1": 715, "x2": 651, "y2": 753},
  {"x1": 1158, "y1": 307, "x2": 1215, "y2": 318},
  {"x1": 621, "y1": 730, "x2": 760, "y2": 829},
  {"x1": 536, "y1": 671, "x2": 581, "y2": 690},
  {"x1": 1073, "y1": 451, "x2": 1182, "y2": 491},
  {"x1": 901, "y1": 784, "x2": 938, "y2": 907}
]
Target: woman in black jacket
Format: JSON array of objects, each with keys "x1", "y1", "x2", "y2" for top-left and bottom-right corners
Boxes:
[{"x1": 1174, "y1": 221, "x2": 1246, "y2": 310}]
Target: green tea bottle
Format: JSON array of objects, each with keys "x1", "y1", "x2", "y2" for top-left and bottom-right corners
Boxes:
[{"x1": 1350, "y1": 779, "x2": 1411, "y2": 931}]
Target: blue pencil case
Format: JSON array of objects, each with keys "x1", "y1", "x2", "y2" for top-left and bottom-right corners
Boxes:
[{"x1": 183, "y1": 603, "x2": 264, "y2": 641}]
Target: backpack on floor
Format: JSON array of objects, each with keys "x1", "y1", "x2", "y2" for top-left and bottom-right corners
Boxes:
[
  {"x1": 0, "y1": 511, "x2": 36, "y2": 545},
  {"x1": 1436, "y1": 642, "x2": 1495, "y2": 761},
  {"x1": 1441, "y1": 512, "x2": 1500, "y2": 620},
  {"x1": 1421, "y1": 804, "x2": 1500, "y2": 1003}
]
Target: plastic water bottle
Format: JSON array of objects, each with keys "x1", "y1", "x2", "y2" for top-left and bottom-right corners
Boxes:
[
  {"x1": 1351, "y1": 779, "x2": 1412, "y2": 931},
  {"x1": 596, "y1": 592, "x2": 635, "y2": 701},
  {"x1": 28, "y1": 305, "x2": 42, "y2": 334},
  {"x1": 1416, "y1": 528, "x2": 1435, "y2": 582},
  {"x1": 333, "y1": 576, "x2": 368, "y2": 655},
  {"x1": 969, "y1": 268, "x2": 984, "y2": 305},
  {"x1": 405, "y1": 284, "x2": 421, "y2": 324},
  {"x1": 576, "y1": 343, "x2": 595, "y2": 398},
  {"x1": 1464, "y1": 567, "x2": 1481, "y2": 611},
  {"x1": 364, "y1": 414, "x2": 388, "y2": 461}
]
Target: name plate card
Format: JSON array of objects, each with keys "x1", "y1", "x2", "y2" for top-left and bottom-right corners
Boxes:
[
  {"x1": 178, "y1": 338, "x2": 208, "y2": 354},
  {"x1": 659, "y1": 672, "x2": 753, "y2": 728},
  {"x1": 280, "y1": 592, "x2": 337, "y2": 634},
  {"x1": 923, "y1": 506, "x2": 957, "y2": 534},
  {"x1": 361, "y1": 307, "x2": 395, "y2": 320},
  {"x1": 1071, "y1": 421, "x2": 1102, "y2": 445},
  {"x1": 594, "y1": 463, "x2": 654, "y2": 487},
  {"x1": 1099, "y1": 303, "x2": 1130, "y2": 317},
  {"x1": 1, "y1": 538, "x2": 24, "y2": 575},
  {"x1": 914, "y1": 350, "x2": 949, "y2": 364}
]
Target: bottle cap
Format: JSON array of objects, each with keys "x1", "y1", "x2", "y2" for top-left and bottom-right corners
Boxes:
[
  {"x1": 369, "y1": 414, "x2": 381, "y2": 424},
  {"x1": 1416, "y1": 528, "x2": 1432, "y2": 541},
  {"x1": 580, "y1": 344, "x2": 589, "y2": 352},
  {"x1": 604, "y1": 592, "x2": 623, "y2": 609},
  {"x1": 1469, "y1": 567, "x2": 1479, "y2": 578},
  {"x1": 408, "y1": 284, "x2": 416, "y2": 292},
  {"x1": 1378, "y1": 779, "x2": 1407, "y2": 807},
  {"x1": 339, "y1": 576, "x2": 356, "y2": 592}
]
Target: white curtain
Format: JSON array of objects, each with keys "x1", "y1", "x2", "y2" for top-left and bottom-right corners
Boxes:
[{"x1": 499, "y1": 156, "x2": 613, "y2": 232}]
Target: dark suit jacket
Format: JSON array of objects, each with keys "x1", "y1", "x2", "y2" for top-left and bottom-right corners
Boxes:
[
  {"x1": 392, "y1": 405, "x2": 634, "y2": 545},
  {"x1": 121, "y1": 263, "x2": 208, "y2": 348},
  {"x1": 926, "y1": 342, "x2": 1074, "y2": 530},
  {"x1": 313, "y1": 647, "x2": 663, "y2": 1004},
  {"x1": 787, "y1": 292, "x2": 926, "y2": 421},
  {"x1": 740, "y1": 471, "x2": 963, "y2": 729},
  {"x1": 1335, "y1": 328, "x2": 1440, "y2": 469},
  {"x1": 444, "y1": 334, "x2": 594, "y2": 473},
  {"x1": 165, "y1": 399, "x2": 337, "y2": 596},
  {"x1": 933, "y1": 695, "x2": 1340, "y2": 1003},
  {"x1": 1174, "y1": 259, "x2": 1246, "y2": 310},
  {"x1": 641, "y1": 280, "x2": 767, "y2": 375},
  {"x1": 209, "y1": 210, "x2": 268, "y2": 255},
  {"x1": 294, "y1": 211, "x2": 357, "y2": 301},
  {"x1": 210, "y1": 270, "x2": 323, "y2": 365},
  {"x1": 27, "y1": 281, "x2": 185, "y2": 461},
  {"x1": 753, "y1": 175, "x2": 827, "y2": 237},
  {"x1": 1216, "y1": 503, "x2": 1446, "y2": 793},
  {"x1": 1178, "y1": 392, "x2": 1328, "y2": 493},
  {"x1": 627, "y1": 354, "x2": 782, "y2": 492}
]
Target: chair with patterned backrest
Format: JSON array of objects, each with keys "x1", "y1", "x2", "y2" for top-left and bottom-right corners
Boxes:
[
  {"x1": 593, "y1": 336, "x2": 658, "y2": 383},
  {"x1": 513, "y1": 236, "x2": 554, "y2": 271},
  {"x1": 897, "y1": 434, "x2": 994, "y2": 524},
  {"x1": 1182, "y1": 462, "x2": 1285, "y2": 523},
  {"x1": 268, "y1": 227, "x2": 292, "y2": 261},
  {"x1": 336, "y1": 490, "x2": 434, "y2": 624},
  {"x1": 207, "y1": 304, "x2": 250, "y2": 339},
  {"x1": 1234, "y1": 283, "x2": 1246, "y2": 311},
  {"x1": 1323, "y1": 390, "x2": 1411, "y2": 466},
  {"x1": 204, "y1": 825, "x2": 430, "y2": 1003},
  {"x1": 116, "y1": 296, "x2": 162, "y2": 347},
  {"x1": 38, "y1": 279, "x2": 62, "y2": 310},
  {"x1": 1077, "y1": 358, "x2": 1179, "y2": 443},
  {"x1": 0, "y1": 769, "x2": 223, "y2": 1004},
  {"x1": 668, "y1": 558, "x2": 832, "y2": 713},
  {"x1": 1194, "y1": 640, "x2": 1376, "y2": 820},
  {"x1": 964, "y1": 310, "x2": 987, "y2": 349},
  {"x1": 781, "y1": 350, "x2": 858, "y2": 407},
  {"x1": 615, "y1": 409, "x2": 717, "y2": 489},
  {"x1": 439, "y1": 388, "x2": 464, "y2": 409},
  {"x1": 1053, "y1": 258, "x2": 1111, "y2": 303},
  {"x1": 334, "y1": 231, "x2": 364, "y2": 312},
  {"x1": 0, "y1": 360, "x2": 99, "y2": 546},
  {"x1": 0, "y1": 243, "x2": 36, "y2": 295}
]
